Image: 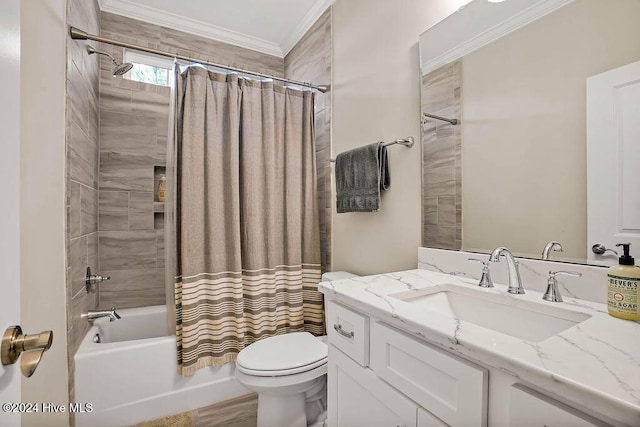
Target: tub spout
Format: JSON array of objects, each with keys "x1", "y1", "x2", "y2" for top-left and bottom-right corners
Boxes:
[{"x1": 84, "y1": 307, "x2": 121, "y2": 322}]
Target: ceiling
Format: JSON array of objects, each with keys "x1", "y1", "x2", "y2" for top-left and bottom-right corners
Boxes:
[{"x1": 98, "y1": 0, "x2": 334, "y2": 58}]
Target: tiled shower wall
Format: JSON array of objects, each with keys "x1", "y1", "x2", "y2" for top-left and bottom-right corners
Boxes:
[
  {"x1": 420, "y1": 60, "x2": 462, "y2": 250},
  {"x1": 66, "y1": 0, "x2": 100, "y2": 403},
  {"x1": 284, "y1": 8, "x2": 333, "y2": 272}
]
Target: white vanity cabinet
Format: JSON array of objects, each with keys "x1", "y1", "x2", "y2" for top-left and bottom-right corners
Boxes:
[
  {"x1": 326, "y1": 301, "x2": 486, "y2": 427},
  {"x1": 325, "y1": 300, "x2": 614, "y2": 427}
]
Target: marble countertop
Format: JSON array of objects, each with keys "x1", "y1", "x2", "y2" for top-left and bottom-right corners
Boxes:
[{"x1": 319, "y1": 269, "x2": 640, "y2": 426}]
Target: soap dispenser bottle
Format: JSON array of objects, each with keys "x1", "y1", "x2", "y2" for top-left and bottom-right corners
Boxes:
[{"x1": 607, "y1": 243, "x2": 640, "y2": 321}]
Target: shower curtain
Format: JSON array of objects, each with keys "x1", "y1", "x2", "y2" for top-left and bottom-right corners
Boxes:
[{"x1": 166, "y1": 65, "x2": 324, "y2": 376}]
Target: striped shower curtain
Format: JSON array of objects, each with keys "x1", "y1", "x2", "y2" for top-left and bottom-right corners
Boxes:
[{"x1": 166, "y1": 66, "x2": 324, "y2": 376}]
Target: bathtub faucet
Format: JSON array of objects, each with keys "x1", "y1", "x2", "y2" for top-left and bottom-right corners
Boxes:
[{"x1": 84, "y1": 307, "x2": 121, "y2": 322}]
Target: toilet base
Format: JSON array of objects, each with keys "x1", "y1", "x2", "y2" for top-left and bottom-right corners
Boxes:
[{"x1": 257, "y1": 393, "x2": 306, "y2": 427}]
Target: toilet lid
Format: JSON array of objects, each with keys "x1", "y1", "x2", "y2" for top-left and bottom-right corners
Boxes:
[{"x1": 236, "y1": 332, "x2": 328, "y2": 376}]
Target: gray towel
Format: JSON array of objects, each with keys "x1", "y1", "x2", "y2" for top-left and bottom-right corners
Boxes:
[{"x1": 335, "y1": 142, "x2": 390, "y2": 213}]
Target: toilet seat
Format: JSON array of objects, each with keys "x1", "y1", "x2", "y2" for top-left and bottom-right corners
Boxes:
[
  {"x1": 237, "y1": 356, "x2": 327, "y2": 376},
  {"x1": 236, "y1": 332, "x2": 328, "y2": 377}
]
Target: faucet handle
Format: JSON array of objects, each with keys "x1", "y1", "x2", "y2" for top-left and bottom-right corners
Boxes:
[
  {"x1": 543, "y1": 271, "x2": 582, "y2": 302},
  {"x1": 550, "y1": 270, "x2": 582, "y2": 279},
  {"x1": 468, "y1": 258, "x2": 494, "y2": 288},
  {"x1": 85, "y1": 266, "x2": 111, "y2": 293}
]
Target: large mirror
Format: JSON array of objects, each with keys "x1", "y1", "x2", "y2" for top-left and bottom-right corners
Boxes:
[{"x1": 419, "y1": 0, "x2": 640, "y2": 264}]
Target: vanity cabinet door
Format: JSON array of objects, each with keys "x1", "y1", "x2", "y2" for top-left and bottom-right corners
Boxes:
[
  {"x1": 370, "y1": 321, "x2": 487, "y2": 427},
  {"x1": 327, "y1": 345, "x2": 418, "y2": 427},
  {"x1": 509, "y1": 384, "x2": 607, "y2": 427}
]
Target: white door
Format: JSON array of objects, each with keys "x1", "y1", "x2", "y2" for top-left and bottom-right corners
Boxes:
[
  {"x1": 0, "y1": 1, "x2": 22, "y2": 426},
  {"x1": 587, "y1": 60, "x2": 640, "y2": 266}
]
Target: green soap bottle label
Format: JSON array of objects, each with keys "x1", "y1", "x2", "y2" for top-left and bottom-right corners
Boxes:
[{"x1": 607, "y1": 274, "x2": 639, "y2": 315}]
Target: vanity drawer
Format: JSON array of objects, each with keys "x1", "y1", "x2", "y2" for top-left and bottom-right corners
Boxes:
[
  {"x1": 370, "y1": 321, "x2": 487, "y2": 427},
  {"x1": 326, "y1": 301, "x2": 369, "y2": 366}
]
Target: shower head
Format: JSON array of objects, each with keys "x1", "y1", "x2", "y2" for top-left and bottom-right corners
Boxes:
[
  {"x1": 113, "y1": 62, "x2": 133, "y2": 76},
  {"x1": 87, "y1": 46, "x2": 133, "y2": 77}
]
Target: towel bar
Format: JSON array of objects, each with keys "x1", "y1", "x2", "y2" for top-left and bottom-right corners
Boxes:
[{"x1": 330, "y1": 137, "x2": 414, "y2": 162}]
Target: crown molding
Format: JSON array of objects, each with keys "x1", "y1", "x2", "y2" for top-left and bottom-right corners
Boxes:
[
  {"x1": 420, "y1": 0, "x2": 574, "y2": 75},
  {"x1": 281, "y1": 0, "x2": 334, "y2": 57},
  {"x1": 98, "y1": 0, "x2": 284, "y2": 57}
]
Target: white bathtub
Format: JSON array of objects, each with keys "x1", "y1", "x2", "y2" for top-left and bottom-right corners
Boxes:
[{"x1": 74, "y1": 305, "x2": 247, "y2": 427}]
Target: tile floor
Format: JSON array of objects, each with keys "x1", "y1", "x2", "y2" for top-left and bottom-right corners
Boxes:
[{"x1": 133, "y1": 393, "x2": 258, "y2": 427}]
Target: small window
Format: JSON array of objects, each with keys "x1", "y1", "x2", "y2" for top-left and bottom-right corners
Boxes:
[{"x1": 124, "y1": 49, "x2": 173, "y2": 87}]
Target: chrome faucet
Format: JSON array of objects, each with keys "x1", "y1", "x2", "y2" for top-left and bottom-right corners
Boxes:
[
  {"x1": 541, "y1": 240, "x2": 563, "y2": 260},
  {"x1": 84, "y1": 307, "x2": 121, "y2": 322},
  {"x1": 489, "y1": 247, "x2": 525, "y2": 294}
]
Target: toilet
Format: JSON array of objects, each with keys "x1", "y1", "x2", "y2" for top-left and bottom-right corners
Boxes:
[{"x1": 235, "y1": 271, "x2": 358, "y2": 427}]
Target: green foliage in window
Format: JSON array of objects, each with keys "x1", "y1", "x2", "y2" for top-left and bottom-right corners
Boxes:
[{"x1": 129, "y1": 63, "x2": 169, "y2": 86}]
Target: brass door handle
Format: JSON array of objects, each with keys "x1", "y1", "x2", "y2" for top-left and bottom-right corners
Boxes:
[{"x1": 1, "y1": 326, "x2": 53, "y2": 377}]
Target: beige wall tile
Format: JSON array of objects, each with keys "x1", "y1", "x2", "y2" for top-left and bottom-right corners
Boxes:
[
  {"x1": 129, "y1": 192, "x2": 154, "y2": 230},
  {"x1": 101, "y1": 12, "x2": 160, "y2": 44},
  {"x1": 99, "y1": 231, "x2": 157, "y2": 271},
  {"x1": 68, "y1": 287, "x2": 98, "y2": 360},
  {"x1": 69, "y1": 180, "x2": 82, "y2": 239},
  {"x1": 69, "y1": 121, "x2": 98, "y2": 187},
  {"x1": 100, "y1": 111, "x2": 156, "y2": 152},
  {"x1": 98, "y1": 268, "x2": 165, "y2": 309},
  {"x1": 99, "y1": 191, "x2": 129, "y2": 231},
  {"x1": 69, "y1": 236, "x2": 87, "y2": 297},
  {"x1": 80, "y1": 186, "x2": 98, "y2": 235},
  {"x1": 130, "y1": 88, "x2": 170, "y2": 118},
  {"x1": 100, "y1": 85, "x2": 132, "y2": 112},
  {"x1": 99, "y1": 151, "x2": 156, "y2": 192}
]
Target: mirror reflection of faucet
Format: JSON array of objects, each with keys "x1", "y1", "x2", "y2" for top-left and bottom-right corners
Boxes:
[{"x1": 541, "y1": 240, "x2": 563, "y2": 260}]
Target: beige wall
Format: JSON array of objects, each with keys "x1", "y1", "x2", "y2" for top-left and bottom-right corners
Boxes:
[
  {"x1": 462, "y1": 0, "x2": 640, "y2": 262},
  {"x1": 21, "y1": 0, "x2": 69, "y2": 425},
  {"x1": 332, "y1": 0, "x2": 459, "y2": 275}
]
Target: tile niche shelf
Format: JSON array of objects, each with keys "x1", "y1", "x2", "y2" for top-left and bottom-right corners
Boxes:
[{"x1": 154, "y1": 165, "x2": 166, "y2": 231}]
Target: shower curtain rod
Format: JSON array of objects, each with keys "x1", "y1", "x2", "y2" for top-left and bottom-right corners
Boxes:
[{"x1": 69, "y1": 26, "x2": 329, "y2": 93}]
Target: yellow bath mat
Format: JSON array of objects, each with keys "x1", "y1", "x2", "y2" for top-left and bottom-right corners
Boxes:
[{"x1": 131, "y1": 411, "x2": 195, "y2": 427}]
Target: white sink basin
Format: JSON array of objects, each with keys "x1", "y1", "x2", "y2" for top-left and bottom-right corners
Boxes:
[{"x1": 390, "y1": 284, "x2": 591, "y2": 342}]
